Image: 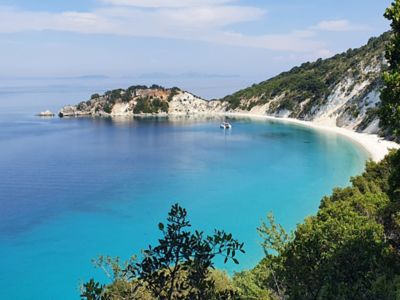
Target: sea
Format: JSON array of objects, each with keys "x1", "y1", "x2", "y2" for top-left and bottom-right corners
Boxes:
[{"x1": 0, "y1": 77, "x2": 368, "y2": 299}]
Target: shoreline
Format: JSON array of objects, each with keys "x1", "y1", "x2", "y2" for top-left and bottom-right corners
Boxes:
[
  {"x1": 219, "y1": 112, "x2": 399, "y2": 162},
  {"x1": 57, "y1": 111, "x2": 400, "y2": 162}
]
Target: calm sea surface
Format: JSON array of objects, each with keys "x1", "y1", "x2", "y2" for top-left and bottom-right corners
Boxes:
[{"x1": 0, "y1": 82, "x2": 368, "y2": 299}]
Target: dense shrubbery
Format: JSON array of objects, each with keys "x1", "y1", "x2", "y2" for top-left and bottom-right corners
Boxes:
[
  {"x1": 167, "y1": 87, "x2": 181, "y2": 102},
  {"x1": 103, "y1": 103, "x2": 112, "y2": 114},
  {"x1": 105, "y1": 89, "x2": 125, "y2": 103},
  {"x1": 233, "y1": 150, "x2": 400, "y2": 300},
  {"x1": 133, "y1": 97, "x2": 169, "y2": 114},
  {"x1": 77, "y1": 101, "x2": 87, "y2": 111}
]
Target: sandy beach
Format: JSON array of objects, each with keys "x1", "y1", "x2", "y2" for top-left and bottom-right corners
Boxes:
[{"x1": 220, "y1": 112, "x2": 400, "y2": 163}]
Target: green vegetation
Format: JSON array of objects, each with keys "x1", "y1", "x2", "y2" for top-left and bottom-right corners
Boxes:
[
  {"x1": 128, "y1": 85, "x2": 149, "y2": 91},
  {"x1": 133, "y1": 97, "x2": 169, "y2": 114},
  {"x1": 81, "y1": 204, "x2": 244, "y2": 300},
  {"x1": 223, "y1": 33, "x2": 389, "y2": 114},
  {"x1": 167, "y1": 87, "x2": 181, "y2": 102},
  {"x1": 150, "y1": 84, "x2": 165, "y2": 90},
  {"x1": 77, "y1": 101, "x2": 87, "y2": 111},
  {"x1": 380, "y1": 1, "x2": 400, "y2": 140},
  {"x1": 103, "y1": 103, "x2": 112, "y2": 114},
  {"x1": 234, "y1": 150, "x2": 400, "y2": 299},
  {"x1": 105, "y1": 89, "x2": 125, "y2": 103},
  {"x1": 151, "y1": 98, "x2": 169, "y2": 113},
  {"x1": 75, "y1": 85, "x2": 177, "y2": 115}
]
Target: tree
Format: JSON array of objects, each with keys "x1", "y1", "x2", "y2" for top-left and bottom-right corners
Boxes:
[
  {"x1": 81, "y1": 279, "x2": 108, "y2": 300},
  {"x1": 256, "y1": 213, "x2": 291, "y2": 300},
  {"x1": 81, "y1": 204, "x2": 244, "y2": 300},
  {"x1": 233, "y1": 262, "x2": 275, "y2": 300},
  {"x1": 382, "y1": 150, "x2": 400, "y2": 254},
  {"x1": 282, "y1": 202, "x2": 390, "y2": 300},
  {"x1": 103, "y1": 103, "x2": 112, "y2": 114},
  {"x1": 380, "y1": 0, "x2": 400, "y2": 139},
  {"x1": 232, "y1": 214, "x2": 292, "y2": 300}
]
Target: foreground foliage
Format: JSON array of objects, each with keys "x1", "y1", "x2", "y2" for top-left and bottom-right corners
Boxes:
[
  {"x1": 82, "y1": 150, "x2": 400, "y2": 300},
  {"x1": 81, "y1": 204, "x2": 244, "y2": 300},
  {"x1": 234, "y1": 150, "x2": 400, "y2": 300}
]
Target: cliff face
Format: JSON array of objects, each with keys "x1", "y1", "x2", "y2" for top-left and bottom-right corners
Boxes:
[
  {"x1": 59, "y1": 33, "x2": 389, "y2": 134},
  {"x1": 221, "y1": 32, "x2": 389, "y2": 133}
]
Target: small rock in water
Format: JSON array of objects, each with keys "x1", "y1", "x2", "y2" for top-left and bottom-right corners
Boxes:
[{"x1": 37, "y1": 110, "x2": 55, "y2": 117}]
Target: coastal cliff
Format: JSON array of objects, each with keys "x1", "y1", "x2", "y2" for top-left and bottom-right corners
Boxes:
[{"x1": 59, "y1": 32, "x2": 389, "y2": 134}]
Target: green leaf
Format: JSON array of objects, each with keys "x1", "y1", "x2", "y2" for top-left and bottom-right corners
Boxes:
[{"x1": 158, "y1": 222, "x2": 164, "y2": 231}]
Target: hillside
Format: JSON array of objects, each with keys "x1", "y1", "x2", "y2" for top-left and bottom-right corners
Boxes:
[
  {"x1": 221, "y1": 32, "x2": 389, "y2": 133},
  {"x1": 58, "y1": 85, "x2": 223, "y2": 117},
  {"x1": 59, "y1": 32, "x2": 390, "y2": 134}
]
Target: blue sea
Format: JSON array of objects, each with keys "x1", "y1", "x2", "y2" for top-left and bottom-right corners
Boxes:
[{"x1": 0, "y1": 80, "x2": 368, "y2": 299}]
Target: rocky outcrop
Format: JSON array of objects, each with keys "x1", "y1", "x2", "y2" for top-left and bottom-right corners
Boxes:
[{"x1": 37, "y1": 110, "x2": 55, "y2": 117}]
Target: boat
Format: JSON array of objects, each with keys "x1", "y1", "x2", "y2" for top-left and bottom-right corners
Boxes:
[{"x1": 220, "y1": 122, "x2": 232, "y2": 129}]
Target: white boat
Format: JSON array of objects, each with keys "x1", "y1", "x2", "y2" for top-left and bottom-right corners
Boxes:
[{"x1": 220, "y1": 122, "x2": 232, "y2": 129}]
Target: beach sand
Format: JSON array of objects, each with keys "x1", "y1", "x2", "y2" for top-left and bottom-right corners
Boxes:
[{"x1": 220, "y1": 112, "x2": 400, "y2": 163}]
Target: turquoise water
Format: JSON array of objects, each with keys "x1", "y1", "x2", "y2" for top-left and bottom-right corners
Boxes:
[{"x1": 0, "y1": 89, "x2": 368, "y2": 299}]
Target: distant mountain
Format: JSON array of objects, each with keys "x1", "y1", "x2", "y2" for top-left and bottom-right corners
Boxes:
[
  {"x1": 60, "y1": 32, "x2": 390, "y2": 134},
  {"x1": 137, "y1": 72, "x2": 172, "y2": 79},
  {"x1": 137, "y1": 72, "x2": 239, "y2": 79},
  {"x1": 73, "y1": 75, "x2": 109, "y2": 79}
]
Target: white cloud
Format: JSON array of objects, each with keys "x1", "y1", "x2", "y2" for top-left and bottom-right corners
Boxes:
[
  {"x1": 161, "y1": 6, "x2": 264, "y2": 28},
  {"x1": 0, "y1": 4, "x2": 263, "y2": 34},
  {"x1": 0, "y1": 3, "x2": 342, "y2": 56},
  {"x1": 313, "y1": 19, "x2": 368, "y2": 32}
]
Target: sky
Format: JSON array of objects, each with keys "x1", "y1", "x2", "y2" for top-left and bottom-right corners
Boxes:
[{"x1": 0, "y1": 0, "x2": 393, "y2": 82}]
